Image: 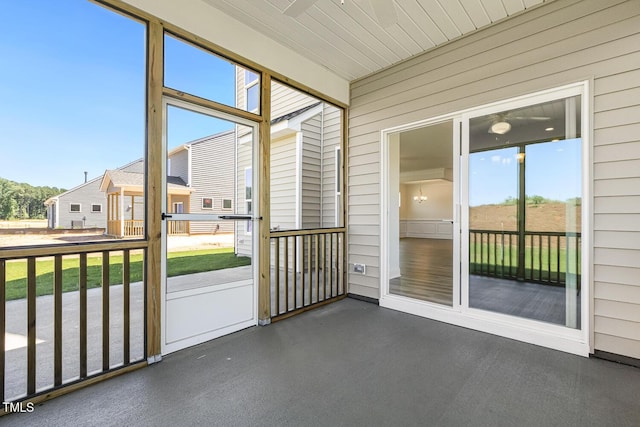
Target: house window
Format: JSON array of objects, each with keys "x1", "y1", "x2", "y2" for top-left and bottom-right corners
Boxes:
[
  {"x1": 202, "y1": 197, "x2": 213, "y2": 209},
  {"x1": 245, "y1": 70, "x2": 259, "y2": 113},
  {"x1": 222, "y1": 199, "x2": 232, "y2": 210},
  {"x1": 172, "y1": 202, "x2": 184, "y2": 214},
  {"x1": 70, "y1": 203, "x2": 81, "y2": 212},
  {"x1": 91, "y1": 204, "x2": 102, "y2": 213}
]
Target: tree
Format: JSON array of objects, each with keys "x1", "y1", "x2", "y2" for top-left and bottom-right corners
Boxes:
[
  {"x1": 528, "y1": 195, "x2": 545, "y2": 205},
  {"x1": 0, "y1": 177, "x2": 66, "y2": 220}
]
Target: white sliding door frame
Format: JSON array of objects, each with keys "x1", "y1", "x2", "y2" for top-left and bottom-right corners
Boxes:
[
  {"x1": 380, "y1": 113, "x2": 462, "y2": 314},
  {"x1": 380, "y1": 81, "x2": 591, "y2": 356}
]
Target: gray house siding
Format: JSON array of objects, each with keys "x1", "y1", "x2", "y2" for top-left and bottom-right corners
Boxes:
[
  {"x1": 48, "y1": 160, "x2": 144, "y2": 229},
  {"x1": 53, "y1": 179, "x2": 106, "y2": 229},
  {"x1": 348, "y1": 0, "x2": 640, "y2": 358},
  {"x1": 188, "y1": 131, "x2": 235, "y2": 234},
  {"x1": 169, "y1": 149, "x2": 189, "y2": 185}
]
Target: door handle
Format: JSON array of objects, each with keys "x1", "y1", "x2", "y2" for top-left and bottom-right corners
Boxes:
[
  {"x1": 219, "y1": 215, "x2": 252, "y2": 220},
  {"x1": 161, "y1": 213, "x2": 173, "y2": 220}
]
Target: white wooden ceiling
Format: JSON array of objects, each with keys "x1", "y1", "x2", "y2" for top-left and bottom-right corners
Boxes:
[{"x1": 202, "y1": 0, "x2": 548, "y2": 81}]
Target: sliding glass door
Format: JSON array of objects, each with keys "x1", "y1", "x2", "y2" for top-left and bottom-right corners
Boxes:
[
  {"x1": 465, "y1": 93, "x2": 583, "y2": 329},
  {"x1": 386, "y1": 121, "x2": 457, "y2": 307}
]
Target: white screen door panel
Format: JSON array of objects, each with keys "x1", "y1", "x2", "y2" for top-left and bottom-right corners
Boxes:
[{"x1": 161, "y1": 98, "x2": 259, "y2": 354}]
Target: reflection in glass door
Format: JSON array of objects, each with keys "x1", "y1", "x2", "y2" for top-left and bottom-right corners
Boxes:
[
  {"x1": 161, "y1": 99, "x2": 258, "y2": 354},
  {"x1": 467, "y1": 95, "x2": 582, "y2": 329}
]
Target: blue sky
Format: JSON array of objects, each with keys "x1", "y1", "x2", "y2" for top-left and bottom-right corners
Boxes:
[
  {"x1": 469, "y1": 138, "x2": 582, "y2": 206},
  {"x1": 0, "y1": 0, "x2": 235, "y2": 189}
]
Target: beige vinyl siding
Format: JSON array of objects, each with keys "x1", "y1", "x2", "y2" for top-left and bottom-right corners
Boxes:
[
  {"x1": 321, "y1": 104, "x2": 342, "y2": 227},
  {"x1": 348, "y1": 0, "x2": 640, "y2": 358},
  {"x1": 235, "y1": 68, "x2": 317, "y2": 118},
  {"x1": 271, "y1": 81, "x2": 317, "y2": 119},
  {"x1": 189, "y1": 130, "x2": 235, "y2": 234},
  {"x1": 235, "y1": 66, "x2": 258, "y2": 113},
  {"x1": 301, "y1": 115, "x2": 322, "y2": 228},
  {"x1": 270, "y1": 135, "x2": 297, "y2": 230}
]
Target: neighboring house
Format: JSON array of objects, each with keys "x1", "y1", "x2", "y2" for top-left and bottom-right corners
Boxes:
[
  {"x1": 168, "y1": 130, "x2": 236, "y2": 235},
  {"x1": 235, "y1": 73, "x2": 343, "y2": 257},
  {"x1": 99, "y1": 169, "x2": 191, "y2": 237},
  {"x1": 44, "y1": 160, "x2": 144, "y2": 230},
  {"x1": 98, "y1": 130, "x2": 236, "y2": 237}
]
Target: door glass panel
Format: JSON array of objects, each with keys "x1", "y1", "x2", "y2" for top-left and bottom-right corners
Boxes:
[
  {"x1": 468, "y1": 96, "x2": 582, "y2": 329},
  {"x1": 165, "y1": 105, "x2": 253, "y2": 294},
  {"x1": 388, "y1": 121, "x2": 455, "y2": 306}
]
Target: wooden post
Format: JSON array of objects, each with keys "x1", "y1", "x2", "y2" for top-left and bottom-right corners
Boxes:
[
  {"x1": 27, "y1": 257, "x2": 36, "y2": 395},
  {"x1": 146, "y1": 21, "x2": 163, "y2": 360},
  {"x1": 258, "y1": 72, "x2": 271, "y2": 325}
]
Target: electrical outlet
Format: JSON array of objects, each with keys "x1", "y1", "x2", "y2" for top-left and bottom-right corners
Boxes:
[{"x1": 353, "y1": 263, "x2": 366, "y2": 274}]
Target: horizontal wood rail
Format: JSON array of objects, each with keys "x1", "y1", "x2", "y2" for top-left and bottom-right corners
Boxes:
[
  {"x1": 270, "y1": 228, "x2": 346, "y2": 319},
  {"x1": 470, "y1": 229, "x2": 581, "y2": 287},
  {"x1": 0, "y1": 240, "x2": 148, "y2": 260},
  {"x1": 0, "y1": 244, "x2": 147, "y2": 402}
]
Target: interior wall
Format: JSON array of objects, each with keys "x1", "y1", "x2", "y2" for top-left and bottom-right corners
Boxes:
[
  {"x1": 120, "y1": 0, "x2": 349, "y2": 105},
  {"x1": 348, "y1": 0, "x2": 640, "y2": 359},
  {"x1": 400, "y1": 181, "x2": 453, "y2": 220}
]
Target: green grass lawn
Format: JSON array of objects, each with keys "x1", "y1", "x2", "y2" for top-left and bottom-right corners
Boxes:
[{"x1": 4, "y1": 248, "x2": 251, "y2": 301}]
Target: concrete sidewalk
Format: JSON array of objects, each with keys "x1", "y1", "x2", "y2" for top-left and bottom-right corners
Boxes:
[{"x1": 4, "y1": 265, "x2": 252, "y2": 401}]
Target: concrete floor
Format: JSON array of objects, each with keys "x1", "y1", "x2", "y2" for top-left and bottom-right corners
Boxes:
[{"x1": 3, "y1": 298, "x2": 640, "y2": 427}]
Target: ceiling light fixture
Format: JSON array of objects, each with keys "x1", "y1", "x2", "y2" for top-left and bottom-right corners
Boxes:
[
  {"x1": 413, "y1": 186, "x2": 427, "y2": 203},
  {"x1": 489, "y1": 121, "x2": 511, "y2": 134},
  {"x1": 545, "y1": 127, "x2": 554, "y2": 131}
]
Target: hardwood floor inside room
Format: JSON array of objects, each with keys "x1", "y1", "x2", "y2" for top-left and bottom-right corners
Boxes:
[{"x1": 389, "y1": 238, "x2": 453, "y2": 306}]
